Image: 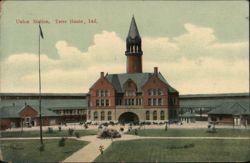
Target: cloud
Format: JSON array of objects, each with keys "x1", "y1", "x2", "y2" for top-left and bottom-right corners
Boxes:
[{"x1": 1, "y1": 24, "x2": 249, "y2": 94}]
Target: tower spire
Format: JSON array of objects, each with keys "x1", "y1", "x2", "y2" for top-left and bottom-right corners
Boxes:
[{"x1": 127, "y1": 16, "x2": 141, "y2": 39}]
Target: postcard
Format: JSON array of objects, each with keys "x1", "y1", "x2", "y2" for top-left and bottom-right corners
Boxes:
[{"x1": 0, "y1": 0, "x2": 249, "y2": 162}]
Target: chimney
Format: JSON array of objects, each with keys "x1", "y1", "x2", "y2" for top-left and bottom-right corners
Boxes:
[
  {"x1": 100, "y1": 72, "x2": 104, "y2": 78},
  {"x1": 154, "y1": 67, "x2": 158, "y2": 74}
]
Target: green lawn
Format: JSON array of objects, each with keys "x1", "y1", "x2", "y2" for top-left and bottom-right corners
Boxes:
[
  {"x1": 94, "y1": 139, "x2": 250, "y2": 162},
  {"x1": 126, "y1": 128, "x2": 250, "y2": 137},
  {"x1": 1, "y1": 139, "x2": 89, "y2": 162},
  {"x1": 0, "y1": 129, "x2": 97, "y2": 138}
]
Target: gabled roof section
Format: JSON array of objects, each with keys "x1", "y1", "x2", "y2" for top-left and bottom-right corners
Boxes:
[
  {"x1": 106, "y1": 73, "x2": 151, "y2": 93},
  {"x1": 127, "y1": 16, "x2": 141, "y2": 39},
  {"x1": 208, "y1": 102, "x2": 249, "y2": 115},
  {"x1": 158, "y1": 72, "x2": 178, "y2": 93},
  {"x1": 106, "y1": 72, "x2": 178, "y2": 93}
]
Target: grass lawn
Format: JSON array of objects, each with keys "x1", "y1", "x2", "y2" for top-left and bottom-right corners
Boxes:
[
  {"x1": 0, "y1": 129, "x2": 97, "y2": 138},
  {"x1": 94, "y1": 139, "x2": 250, "y2": 162},
  {"x1": 1, "y1": 139, "x2": 88, "y2": 162},
  {"x1": 126, "y1": 128, "x2": 250, "y2": 137}
]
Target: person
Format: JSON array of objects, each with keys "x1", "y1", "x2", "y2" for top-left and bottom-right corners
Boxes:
[
  {"x1": 99, "y1": 145, "x2": 104, "y2": 155},
  {"x1": 165, "y1": 123, "x2": 168, "y2": 131}
]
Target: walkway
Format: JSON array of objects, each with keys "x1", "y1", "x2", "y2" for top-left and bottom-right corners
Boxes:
[{"x1": 63, "y1": 136, "x2": 112, "y2": 162}]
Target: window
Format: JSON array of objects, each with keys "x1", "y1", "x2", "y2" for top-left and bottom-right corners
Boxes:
[
  {"x1": 146, "y1": 111, "x2": 150, "y2": 120},
  {"x1": 101, "y1": 99, "x2": 104, "y2": 106},
  {"x1": 131, "y1": 99, "x2": 134, "y2": 105},
  {"x1": 101, "y1": 90, "x2": 104, "y2": 97},
  {"x1": 148, "y1": 99, "x2": 151, "y2": 106},
  {"x1": 96, "y1": 100, "x2": 100, "y2": 106},
  {"x1": 158, "y1": 89, "x2": 163, "y2": 95},
  {"x1": 124, "y1": 99, "x2": 127, "y2": 105},
  {"x1": 153, "y1": 111, "x2": 157, "y2": 120},
  {"x1": 94, "y1": 111, "x2": 98, "y2": 121},
  {"x1": 153, "y1": 98, "x2": 157, "y2": 106},
  {"x1": 106, "y1": 99, "x2": 109, "y2": 106},
  {"x1": 160, "y1": 111, "x2": 165, "y2": 120},
  {"x1": 108, "y1": 111, "x2": 112, "y2": 120},
  {"x1": 158, "y1": 98, "x2": 162, "y2": 106},
  {"x1": 101, "y1": 111, "x2": 105, "y2": 121},
  {"x1": 153, "y1": 89, "x2": 157, "y2": 96}
]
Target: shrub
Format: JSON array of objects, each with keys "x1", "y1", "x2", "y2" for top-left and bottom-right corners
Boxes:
[
  {"x1": 68, "y1": 128, "x2": 74, "y2": 136},
  {"x1": 97, "y1": 128, "x2": 121, "y2": 139},
  {"x1": 48, "y1": 127, "x2": 53, "y2": 133},
  {"x1": 39, "y1": 144, "x2": 45, "y2": 151},
  {"x1": 109, "y1": 121, "x2": 115, "y2": 126},
  {"x1": 75, "y1": 132, "x2": 80, "y2": 138},
  {"x1": 58, "y1": 137, "x2": 66, "y2": 147},
  {"x1": 134, "y1": 129, "x2": 138, "y2": 135}
]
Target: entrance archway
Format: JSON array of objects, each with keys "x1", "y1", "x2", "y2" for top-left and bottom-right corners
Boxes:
[{"x1": 118, "y1": 112, "x2": 139, "y2": 124}]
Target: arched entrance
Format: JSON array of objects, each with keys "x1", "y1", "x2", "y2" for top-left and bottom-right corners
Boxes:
[{"x1": 118, "y1": 112, "x2": 139, "y2": 124}]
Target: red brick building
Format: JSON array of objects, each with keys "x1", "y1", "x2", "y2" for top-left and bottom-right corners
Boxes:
[
  {"x1": 0, "y1": 104, "x2": 58, "y2": 130},
  {"x1": 88, "y1": 17, "x2": 179, "y2": 123}
]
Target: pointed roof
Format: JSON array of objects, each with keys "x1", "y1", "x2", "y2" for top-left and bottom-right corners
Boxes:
[{"x1": 127, "y1": 16, "x2": 141, "y2": 39}]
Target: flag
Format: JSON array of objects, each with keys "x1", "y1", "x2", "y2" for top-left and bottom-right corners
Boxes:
[{"x1": 39, "y1": 24, "x2": 44, "y2": 39}]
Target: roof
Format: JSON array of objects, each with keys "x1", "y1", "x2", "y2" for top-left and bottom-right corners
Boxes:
[
  {"x1": 180, "y1": 93, "x2": 249, "y2": 99},
  {"x1": 0, "y1": 105, "x2": 57, "y2": 118},
  {"x1": 0, "y1": 99, "x2": 88, "y2": 108},
  {"x1": 0, "y1": 93, "x2": 87, "y2": 97},
  {"x1": 208, "y1": 102, "x2": 250, "y2": 115},
  {"x1": 105, "y1": 72, "x2": 178, "y2": 93},
  {"x1": 127, "y1": 16, "x2": 141, "y2": 39},
  {"x1": 180, "y1": 97, "x2": 249, "y2": 108}
]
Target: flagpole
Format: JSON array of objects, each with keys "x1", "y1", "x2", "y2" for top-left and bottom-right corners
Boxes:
[{"x1": 38, "y1": 23, "x2": 43, "y2": 145}]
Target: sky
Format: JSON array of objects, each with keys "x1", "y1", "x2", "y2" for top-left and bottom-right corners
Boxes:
[{"x1": 0, "y1": 1, "x2": 249, "y2": 95}]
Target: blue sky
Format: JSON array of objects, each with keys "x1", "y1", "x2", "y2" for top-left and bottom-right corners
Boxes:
[{"x1": 0, "y1": 1, "x2": 249, "y2": 94}]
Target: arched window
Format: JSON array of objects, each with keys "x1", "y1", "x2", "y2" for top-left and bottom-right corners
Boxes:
[
  {"x1": 94, "y1": 111, "x2": 98, "y2": 121},
  {"x1": 108, "y1": 111, "x2": 112, "y2": 120},
  {"x1": 146, "y1": 111, "x2": 150, "y2": 120},
  {"x1": 160, "y1": 111, "x2": 165, "y2": 120},
  {"x1": 101, "y1": 111, "x2": 105, "y2": 121},
  {"x1": 153, "y1": 111, "x2": 157, "y2": 120}
]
